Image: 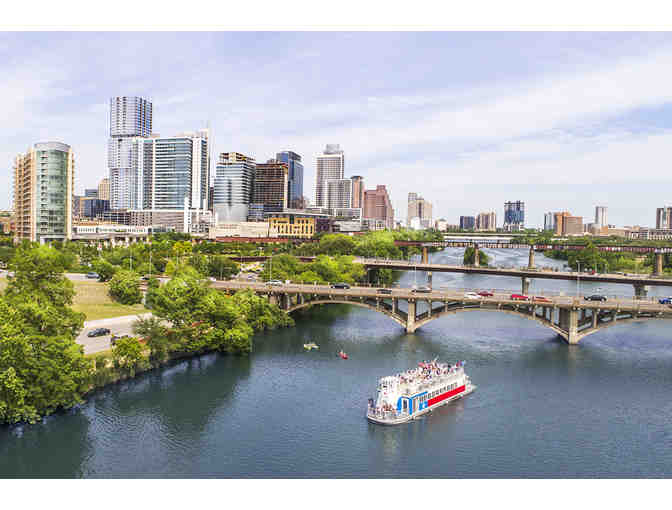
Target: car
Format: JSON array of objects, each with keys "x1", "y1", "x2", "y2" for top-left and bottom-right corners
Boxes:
[
  {"x1": 477, "y1": 290, "x2": 494, "y2": 297},
  {"x1": 86, "y1": 272, "x2": 100, "y2": 279},
  {"x1": 464, "y1": 292, "x2": 481, "y2": 299},
  {"x1": 376, "y1": 288, "x2": 392, "y2": 294},
  {"x1": 533, "y1": 296, "x2": 551, "y2": 303},
  {"x1": 266, "y1": 280, "x2": 283, "y2": 286},
  {"x1": 208, "y1": 277, "x2": 217, "y2": 282},
  {"x1": 584, "y1": 294, "x2": 607, "y2": 302},
  {"x1": 247, "y1": 275, "x2": 256, "y2": 280},
  {"x1": 87, "y1": 327, "x2": 111, "y2": 338},
  {"x1": 510, "y1": 293, "x2": 529, "y2": 301},
  {"x1": 659, "y1": 297, "x2": 672, "y2": 305},
  {"x1": 331, "y1": 282, "x2": 351, "y2": 289},
  {"x1": 411, "y1": 286, "x2": 432, "y2": 293}
]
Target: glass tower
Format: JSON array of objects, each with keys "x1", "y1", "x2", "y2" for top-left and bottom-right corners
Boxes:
[{"x1": 276, "y1": 151, "x2": 303, "y2": 209}]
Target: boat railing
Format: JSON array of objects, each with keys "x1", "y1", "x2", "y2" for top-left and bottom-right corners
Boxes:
[{"x1": 367, "y1": 405, "x2": 408, "y2": 421}]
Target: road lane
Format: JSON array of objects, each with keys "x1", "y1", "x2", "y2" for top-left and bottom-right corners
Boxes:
[{"x1": 76, "y1": 313, "x2": 152, "y2": 355}]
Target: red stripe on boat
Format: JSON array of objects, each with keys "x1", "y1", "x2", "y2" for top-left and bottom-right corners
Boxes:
[{"x1": 427, "y1": 385, "x2": 465, "y2": 407}]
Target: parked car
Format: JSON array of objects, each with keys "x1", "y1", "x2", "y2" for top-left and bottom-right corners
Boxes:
[
  {"x1": 659, "y1": 297, "x2": 672, "y2": 305},
  {"x1": 510, "y1": 293, "x2": 529, "y2": 301},
  {"x1": 477, "y1": 290, "x2": 494, "y2": 297},
  {"x1": 464, "y1": 292, "x2": 481, "y2": 299},
  {"x1": 533, "y1": 296, "x2": 551, "y2": 303},
  {"x1": 331, "y1": 282, "x2": 351, "y2": 289},
  {"x1": 87, "y1": 327, "x2": 111, "y2": 337},
  {"x1": 584, "y1": 294, "x2": 607, "y2": 302},
  {"x1": 267, "y1": 280, "x2": 283, "y2": 286},
  {"x1": 377, "y1": 288, "x2": 392, "y2": 294},
  {"x1": 86, "y1": 272, "x2": 100, "y2": 279},
  {"x1": 411, "y1": 286, "x2": 432, "y2": 293}
]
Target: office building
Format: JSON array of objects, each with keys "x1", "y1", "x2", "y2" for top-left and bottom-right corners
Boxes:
[
  {"x1": 213, "y1": 152, "x2": 256, "y2": 222},
  {"x1": 407, "y1": 193, "x2": 433, "y2": 229},
  {"x1": 315, "y1": 144, "x2": 344, "y2": 207},
  {"x1": 363, "y1": 185, "x2": 394, "y2": 229},
  {"x1": 350, "y1": 176, "x2": 364, "y2": 210},
  {"x1": 553, "y1": 212, "x2": 571, "y2": 236},
  {"x1": 98, "y1": 177, "x2": 110, "y2": 200},
  {"x1": 136, "y1": 129, "x2": 210, "y2": 210},
  {"x1": 13, "y1": 142, "x2": 74, "y2": 243},
  {"x1": 656, "y1": 207, "x2": 672, "y2": 229},
  {"x1": 85, "y1": 188, "x2": 98, "y2": 198},
  {"x1": 251, "y1": 161, "x2": 289, "y2": 214},
  {"x1": 503, "y1": 201, "x2": 525, "y2": 231},
  {"x1": 595, "y1": 206, "x2": 607, "y2": 228},
  {"x1": 81, "y1": 198, "x2": 110, "y2": 219},
  {"x1": 476, "y1": 211, "x2": 497, "y2": 231},
  {"x1": 326, "y1": 178, "x2": 352, "y2": 209},
  {"x1": 276, "y1": 151, "x2": 303, "y2": 209},
  {"x1": 563, "y1": 216, "x2": 583, "y2": 236},
  {"x1": 108, "y1": 96, "x2": 153, "y2": 210},
  {"x1": 544, "y1": 212, "x2": 554, "y2": 231},
  {"x1": 459, "y1": 216, "x2": 475, "y2": 230}
]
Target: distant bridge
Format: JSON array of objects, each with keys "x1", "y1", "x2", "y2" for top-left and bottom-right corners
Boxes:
[{"x1": 212, "y1": 281, "x2": 672, "y2": 344}]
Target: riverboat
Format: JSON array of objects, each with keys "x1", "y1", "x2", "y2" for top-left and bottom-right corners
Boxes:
[{"x1": 367, "y1": 360, "x2": 475, "y2": 425}]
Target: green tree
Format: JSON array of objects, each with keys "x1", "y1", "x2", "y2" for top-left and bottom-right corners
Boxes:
[
  {"x1": 463, "y1": 247, "x2": 489, "y2": 266},
  {"x1": 208, "y1": 255, "x2": 240, "y2": 280},
  {"x1": 108, "y1": 270, "x2": 142, "y2": 305},
  {"x1": 93, "y1": 259, "x2": 118, "y2": 282},
  {"x1": 132, "y1": 315, "x2": 169, "y2": 361},
  {"x1": 112, "y1": 336, "x2": 144, "y2": 372}
]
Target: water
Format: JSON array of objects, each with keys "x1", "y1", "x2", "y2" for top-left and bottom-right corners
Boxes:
[{"x1": 2, "y1": 248, "x2": 672, "y2": 478}]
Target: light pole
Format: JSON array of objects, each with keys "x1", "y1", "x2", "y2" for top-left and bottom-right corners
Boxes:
[{"x1": 577, "y1": 261, "x2": 581, "y2": 297}]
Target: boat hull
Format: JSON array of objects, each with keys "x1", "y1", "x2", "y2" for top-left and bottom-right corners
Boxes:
[{"x1": 367, "y1": 383, "x2": 476, "y2": 425}]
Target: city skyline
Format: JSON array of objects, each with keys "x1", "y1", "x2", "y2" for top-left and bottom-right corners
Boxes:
[{"x1": 5, "y1": 32, "x2": 672, "y2": 226}]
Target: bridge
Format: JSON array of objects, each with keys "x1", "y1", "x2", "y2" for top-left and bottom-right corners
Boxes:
[{"x1": 211, "y1": 281, "x2": 672, "y2": 344}]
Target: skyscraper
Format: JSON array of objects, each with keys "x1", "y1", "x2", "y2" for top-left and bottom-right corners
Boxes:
[
  {"x1": 13, "y1": 142, "x2": 74, "y2": 243},
  {"x1": 544, "y1": 212, "x2": 554, "y2": 231},
  {"x1": 363, "y1": 185, "x2": 394, "y2": 229},
  {"x1": 656, "y1": 207, "x2": 672, "y2": 229},
  {"x1": 98, "y1": 177, "x2": 110, "y2": 200},
  {"x1": 476, "y1": 212, "x2": 497, "y2": 231},
  {"x1": 326, "y1": 179, "x2": 352, "y2": 209},
  {"x1": 108, "y1": 96, "x2": 152, "y2": 210},
  {"x1": 350, "y1": 176, "x2": 364, "y2": 210},
  {"x1": 276, "y1": 151, "x2": 303, "y2": 209},
  {"x1": 213, "y1": 152, "x2": 256, "y2": 222},
  {"x1": 251, "y1": 161, "x2": 289, "y2": 213},
  {"x1": 503, "y1": 201, "x2": 525, "y2": 231},
  {"x1": 315, "y1": 144, "x2": 344, "y2": 207},
  {"x1": 136, "y1": 129, "x2": 210, "y2": 210},
  {"x1": 595, "y1": 206, "x2": 607, "y2": 228},
  {"x1": 407, "y1": 193, "x2": 433, "y2": 228},
  {"x1": 459, "y1": 216, "x2": 475, "y2": 230}
]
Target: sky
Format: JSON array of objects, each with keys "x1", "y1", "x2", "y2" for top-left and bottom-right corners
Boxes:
[{"x1": 3, "y1": 31, "x2": 672, "y2": 228}]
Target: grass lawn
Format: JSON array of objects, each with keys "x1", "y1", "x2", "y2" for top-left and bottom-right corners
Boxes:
[{"x1": 71, "y1": 280, "x2": 148, "y2": 321}]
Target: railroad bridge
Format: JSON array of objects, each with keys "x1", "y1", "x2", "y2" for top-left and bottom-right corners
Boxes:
[{"x1": 213, "y1": 282, "x2": 672, "y2": 344}]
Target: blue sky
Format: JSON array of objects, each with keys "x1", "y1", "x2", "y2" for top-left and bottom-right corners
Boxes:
[{"x1": 3, "y1": 31, "x2": 672, "y2": 227}]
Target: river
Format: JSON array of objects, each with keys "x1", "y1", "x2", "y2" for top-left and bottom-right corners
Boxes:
[{"x1": 1, "y1": 248, "x2": 671, "y2": 478}]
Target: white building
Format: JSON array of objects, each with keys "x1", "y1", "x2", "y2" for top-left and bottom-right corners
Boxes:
[
  {"x1": 213, "y1": 152, "x2": 256, "y2": 223},
  {"x1": 315, "y1": 144, "x2": 344, "y2": 207},
  {"x1": 325, "y1": 178, "x2": 352, "y2": 209},
  {"x1": 595, "y1": 206, "x2": 608, "y2": 228}
]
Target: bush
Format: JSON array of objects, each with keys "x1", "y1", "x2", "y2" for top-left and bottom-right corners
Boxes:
[{"x1": 108, "y1": 270, "x2": 142, "y2": 305}]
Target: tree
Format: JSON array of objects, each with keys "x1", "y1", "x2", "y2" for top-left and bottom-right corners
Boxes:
[
  {"x1": 93, "y1": 259, "x2": 118, "y2": 282},
  {"x1": 208, "y1": 256, "x2": 239, "y2": 280},
  {"x1": 463, "y1": 247, "x2": 489, "y2": 266},
  {"x1": 112, "y1": 336, "x2": 144, "y2": 372},
  {"x1": 108, "y1": 270, "x2": 142, "y2": 305},
  {"x1": 132, "y1": 315, "x2": 169, "y2": 361}
]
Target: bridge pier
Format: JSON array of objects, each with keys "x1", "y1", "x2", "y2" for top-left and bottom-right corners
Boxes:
[
  {"x1": 653, "y1": 252, "x2": 664, "y2": 276},
  {"x1": 406, "y1": 300, "x2": 417, "y2": 333},
  {"x1": 473, "y1": 244, "x2": 480, "y2": 267},
  {"x1": 522, "y1": 277, "x2": 530, "y2": 295},
  {"x1": 528, "y1": 246, "x2": 535, "y2": 269},
  {"x1": 392, "y1": 298, "x2": 398, "y2": 314},
  {"x1": 558, "y1": 308, "x2": 580, "y2": 344},
  {"x1": 592, "y1": 309, "x2": 599, "y2": 329},
  {"x1": 421, "y1": 246, "x2": 429, "y2": 264},
  {"x1": 427, "y1": 271, "x2": 433, "y2": 288},
  {"x1": 633, "y1": 283, "x2": 648, "y2": 299}
]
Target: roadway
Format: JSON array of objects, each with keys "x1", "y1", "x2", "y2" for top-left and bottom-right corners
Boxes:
[{"x1": 75, "y1": 313, "x2": 152, "y2": 355}]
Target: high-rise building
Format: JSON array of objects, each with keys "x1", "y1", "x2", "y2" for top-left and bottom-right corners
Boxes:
[
  {"x1": 315, "y1": 144, "x2": 344, "y2": 207},
  {"x1": 459, "y1": 216, "x2": 475, "y2": 230},
  {"x1": 553, "y1": 211, "x2": 571, "y2": 236},
  {"x1": 108, "y1": 96, "x2": 153, "y2": 210},
  {"x1": 136, "y1": 129, "x2": 210, "y2": 210},
  {"x1": 544, "y1": 212, "x2": 554, "y2": 231},
  {"x1": 81, "y1": 198, "x2": 110, "y2": 218},
  {"x1": 407, "y1": 193, "x2": 433, "y2": 228},
  {"x1": 325, "y1": 178, "x2": 352, "y2": 209},
  {"x1": 363, "y1": 185, "x2": 394, "y2": 229},
  {"x1": 98, "y1": 177, "x2": 110, "y2": 200},
  {"x1": 563, "y1": 216, "x2": 583, "y2": 235},
  {"x1": 251, "y1": 161, "x2": 289, "y2": 214},
  {"x1": 476, "y1": 211, "x2": 497, "y2": 231},
  {"x1": 85, "y1": 188, "x2": 98, "y2": 198},
  {"x1": 595, "y1": 206, "x2": 608, "y2": 228},
  {"x1": 213, "y1": 152, "x2": 256, "y2": 222},
  {"x1": 13, "y1": 142, "x2": 74, "y2": 243},
  {"x1": 350, "y1": 176, "x2": 364, "y2": 209},
  {"x1": 276, "y1": 151, "x2": 303, "y2": 209},
  {"x1": 656, "y1": 207, "x2": 672, "y2": 229},
  {"x1": 503, "y1": 201, "x2": 525, "y2": 231}
]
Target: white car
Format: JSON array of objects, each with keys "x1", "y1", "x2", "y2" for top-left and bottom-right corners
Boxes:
[
  {"x1": 464, "y1": 292, "x2": 481, "y2": 299},
  {"x1": 267, "y1": 280, "x2": 283, "y2": 286}
]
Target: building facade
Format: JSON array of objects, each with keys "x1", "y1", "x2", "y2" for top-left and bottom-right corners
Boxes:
[
  {"x1": 656, "y1": 207, "x2": 672, "y2": 229},
  {"x1": 13, "y1": 142, "x2": 74, "y2": 243},
  {"x1": 325, "y1": 178, "x2": 352, "y2": 209},
  {"x1": 476, "y1": 211, "x2": 497, "y2": 231},
  {"x1": 363, "y1": 185, "x2": 394, "y2": 229},
  {"x1": 595, "y1": 206, "x2": 607, "y2": 228},
  {"x1": 213, "y1": 152, "x2": 256, "y2": 223},
  {"x1": 459, "y1": 216, "x2": 475, "y2": 230},
  {"x1": 503, "y1": 201, "x2": 525, "y2": 231},
  {"x1": 543, "y1": 212, "x2": 554, "y2": 231},
  {"x1": 251, "y1": 161, "x2": 289, "y2": 214},
  {"x1": 407, "y1": 193, "x2": 433, "y2": 229},
  {"x1": 98, "y1": 177, "x2": 110, "y2": 200},
  {"x1": 275, "y1": 151, "x2": 303, "y2": 209},
  {"x1": 108, "y1": 96, "x2": 153, "y2": 210},
  {"x1": 563, "y1": 216, "x2": 583, "y2": 236},
  {"x1": 351, "y1": 176, "x2": 364, "y2": 210},
  {"x1": 315, "y1": 144, "x2": 344, "y2": 207}
]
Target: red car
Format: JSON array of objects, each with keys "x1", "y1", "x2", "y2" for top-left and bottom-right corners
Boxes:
[
  {"x1": 533, "y1": 296, "x2": 551, "y2": 303},
  {"x1": 510, "y1": 293, "x2": 530, "y2": 301},
  {"x1": 477, "y1": 291, "x2": 494, "y2": 297}
]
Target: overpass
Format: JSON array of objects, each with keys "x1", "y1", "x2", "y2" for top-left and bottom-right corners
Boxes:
[{"x1": 211, "y1": 281, "x2": 672, "y2": 344}]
